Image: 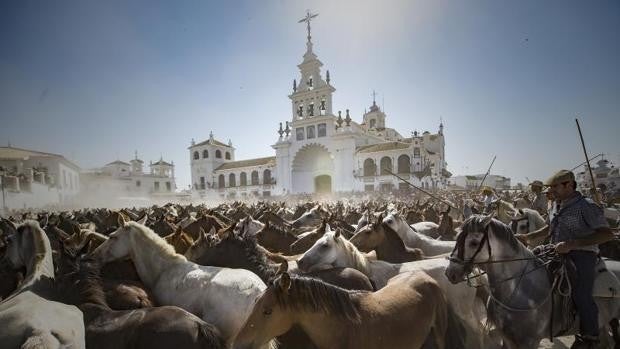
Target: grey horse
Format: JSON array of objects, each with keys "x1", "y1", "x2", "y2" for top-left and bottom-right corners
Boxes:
[{"x1": 445, "y1": 214, "x2": 620, "y2": 349}]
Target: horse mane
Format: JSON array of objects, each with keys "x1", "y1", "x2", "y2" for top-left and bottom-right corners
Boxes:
[
  {"x1": 459, "y1": 215, "x2": 520, "y2": 252},
  {"x1": 128, "y1": 222, "x2": 186, "y2": 262},
  {"x1": 223, "y1": 231, "x2": 276, "y2": 283},
  {"x1": 73, "y1": 257, "x2": 108, "y2": 308},
  {"x1": 332, "y1": 232, "x2": 370, "y2": 275},
  {"x1": 10, "y1": 221, "x2": 54, "y2": 296},
  {"x1": 273, "y1": 274, "x2": 363, "y2": 322}
]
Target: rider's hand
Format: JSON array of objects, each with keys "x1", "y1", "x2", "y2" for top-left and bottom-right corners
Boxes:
[{"x1": 555, "y1": 241, "x2": 574, "y2": 254}]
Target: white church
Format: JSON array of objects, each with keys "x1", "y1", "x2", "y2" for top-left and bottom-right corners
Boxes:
[{"x1": 190, "y1": 12, "x2": 449, "y2": 199}]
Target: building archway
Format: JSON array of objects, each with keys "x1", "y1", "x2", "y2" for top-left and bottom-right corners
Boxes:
[
  {"x1": 291, "y1": 143, "x2": 334, "y2": 193},
  {"x1": 314, "y1": 175, "x2": 332, "y2": 193}
]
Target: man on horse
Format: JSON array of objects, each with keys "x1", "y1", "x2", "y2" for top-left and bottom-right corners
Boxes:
[
  {"x1": 530, "y1": 180, "x2": 548, "y2": 216},
  {"x1": 517, "y1": 170, "x2": 615, "y2": 348},
  {"x1": 474, "y1": 186, "x2": 497, "y2": 213}
]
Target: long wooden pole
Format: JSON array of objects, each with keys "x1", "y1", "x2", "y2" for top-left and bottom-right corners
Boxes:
[
  {"x1": 383, "y1": 168, "x2": 457, "y2": 209},
  {"x1": 476, "y1": 155, "x2": 497, "y2": 191},
  {"x1": 575, "y1": 118, "x2": 600, "y2": 204}
]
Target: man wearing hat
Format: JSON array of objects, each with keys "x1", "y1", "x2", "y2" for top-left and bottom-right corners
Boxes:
[
  {"x1": 516, "y1": 170, "x2": 614, "y2": 348},
  {"x1": 529, "y1": 180, "x2": 547, "y2": 215},
  {"x1": 475, "y1": 186, "x2": 497, "y2": 213}
]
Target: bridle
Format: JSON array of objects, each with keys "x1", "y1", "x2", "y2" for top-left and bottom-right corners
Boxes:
[
  {"x1": 510, "y1": 215, "x2": 529, "y2": 234},
  {"x1": 448, "y1": 225, "x2": 492, "y2": 273}
]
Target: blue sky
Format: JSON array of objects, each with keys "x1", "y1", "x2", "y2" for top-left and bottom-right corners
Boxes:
[{"x1": 1, "y1": 0, "x2": 619, "y2": 190}]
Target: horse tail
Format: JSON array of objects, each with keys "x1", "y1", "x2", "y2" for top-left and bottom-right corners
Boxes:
[
  {"x1": 197, "y1": 321, "x2": 226, "y2": 349},
  {"x1": 21, "y1": 331, "x2": 61, "y2": 349},
  {"x1": 444, "y1": 304, "x2": 468, "y2": 349}
]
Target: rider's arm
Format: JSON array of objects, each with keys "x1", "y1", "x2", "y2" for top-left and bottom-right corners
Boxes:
[{"x1": 517, "y1": 225, "x2": 549, "y2": 245}]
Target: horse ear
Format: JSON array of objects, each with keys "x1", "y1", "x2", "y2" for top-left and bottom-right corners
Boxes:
[
  {"x1": 518, "y1": 209, "x2": 524, "y2": 216},
  {"x1": 318, "y1": 220, "x2": 327, "y2": 234},
  {"x1": 334, "y1": 228, "x2": 341, "y2": 239},
  {"x1": 447, "y1": 206, "x2": 451, "y2": 213},
  {"x1": 197, "y1": 227, "x2": 206, "y2": 241},
  {"x1": 137, "y1": 214, "x2": 148, "y2": 225},
  {"x1": 276, "y1": 261, "x2": 288, "y2": 275},
  {"x1": 278, "y1": 272, "x2": 291, "y2": 293},
  {"x1": 482, "y1": 213, "x2": 495, "y2": 227},
  {"x1": 117, "y1": 213, "x2": 127, "y2": 227}
]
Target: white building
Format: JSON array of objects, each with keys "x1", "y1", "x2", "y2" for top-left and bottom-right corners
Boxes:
[
  {"x1": 449, "y1": 174, "x2": 511, "y2": 191},
  {"x1": 0, "y1": 145, "x2": 80, "y2": 210},
  {"x1": 80, "y1": 152, "x2": 177, "y2": 206},
  {"x1": 190, "y1": 13, "x2": 449, "y2": 199},
  {"x1": 576, "y1": 158, "x2": 620, "y2": 194}
]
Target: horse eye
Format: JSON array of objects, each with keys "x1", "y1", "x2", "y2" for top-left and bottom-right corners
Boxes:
[
  {"x1": 263, "y1": 308, "x2": 272, "y2": 316},
  {"x1": 469, "y1": 241, "x2": 479, "y2": 247}
]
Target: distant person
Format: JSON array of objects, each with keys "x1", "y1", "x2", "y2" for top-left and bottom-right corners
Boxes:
[
  {"x1": 529, "y1": 180, "x2": 547, "y2": 215},
  {"x1": 474, "y1": 186, "x2": 497, "y2": 213}
]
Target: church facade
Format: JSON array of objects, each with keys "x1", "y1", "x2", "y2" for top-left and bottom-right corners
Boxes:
[{"x1": 190, "y1": 13, "x2": 449, "y2": 199}]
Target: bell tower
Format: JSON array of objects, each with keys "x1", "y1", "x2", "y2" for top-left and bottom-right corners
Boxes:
[{"x1": 289, "y1": 11, "x2": 335, "y2": 122}]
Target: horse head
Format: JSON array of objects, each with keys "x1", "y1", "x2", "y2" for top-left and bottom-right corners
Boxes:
[{"x1": 297, "y1": 228, "x2": 344, "y2": 272}]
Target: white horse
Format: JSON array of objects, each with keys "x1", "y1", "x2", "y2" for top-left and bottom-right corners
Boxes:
[
  {"x1": 510, "y1": 208, "x2": 546, "y2": 236},
  {"x1": 382, "y1": 212, "x2": 455, "y2": 256},
  {"x1": 446, "y1": 214, "x2": 620, "y2": 349},
  {"x1": 1, "y1": 221, "x2": 85, "y2": 348},
  {"x1": 233, "y1": 216, "x2": 265, "y2": 237},
  {"x1": 297, "y1": 228, "x2": 489, "y2": 348},
  {"x1": 91, "y1": 218, "x2": 274, "y2": 348}
]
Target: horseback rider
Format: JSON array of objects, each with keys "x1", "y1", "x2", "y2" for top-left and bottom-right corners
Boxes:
[
  {"x1": 516, "y1": 170, "x2": 614, "y2": 348},
  {"x1": 474, "y1": 186, "x2": 497, "y2": 213},
  {"x1": 530, "y1": 180, "x2": 548, "y2": 216}
]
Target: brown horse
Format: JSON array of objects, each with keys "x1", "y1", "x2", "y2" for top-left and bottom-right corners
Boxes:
[
  {"x1": 57, "y1": 250, "x2": 225, "y2": 349},
  {"x1": 289, "y1": 220, "x2": 329, "y2": 255},
  {"x1": 235, "y1": 269, "x2": 450, "y2": 349},
  {"x1": 350, "y1": 216, "x2": 424, "y2": 263},
  {"x1": 255, "y1": 220, "x2": 298, "y2": 254},
  {"x1": 164, "y1": 226, "x2": 195, "y2": 254}
]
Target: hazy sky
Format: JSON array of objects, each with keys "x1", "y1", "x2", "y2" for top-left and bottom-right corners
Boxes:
[{"x1": 1, "y1": 0, "x2": 619, "y2": 190}]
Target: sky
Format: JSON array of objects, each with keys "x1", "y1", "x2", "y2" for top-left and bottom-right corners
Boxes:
[{"x1": 1, "y1": 0, "x2": 619, "y2": 190}]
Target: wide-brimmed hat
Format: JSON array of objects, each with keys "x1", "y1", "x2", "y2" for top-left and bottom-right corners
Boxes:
[
  {"x1": 480, "y1": 186, "x2": 494, "y2": 194},
  {"x1": 544, "y1": 170, "x2": 575, "y2": 186},
  {"x1": 529, "y1": 180, "x2": 544, "y2": 188}
]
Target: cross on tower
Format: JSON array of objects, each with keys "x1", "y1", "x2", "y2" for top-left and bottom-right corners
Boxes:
[
  {"x1": 372, "y1": 90, "x2": 377, "y2": 105},
  {"x1": 298, "y1": 10, "x2": 318, "y2": 42}
]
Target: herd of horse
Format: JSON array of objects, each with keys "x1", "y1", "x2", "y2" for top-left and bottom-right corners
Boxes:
[{"x1": 0, "y1": 198, "x2": 619, "y2": 349}]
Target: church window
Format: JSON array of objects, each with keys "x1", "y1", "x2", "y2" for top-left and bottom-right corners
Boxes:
[
  {"x1": 263, "y1": 169, "x2": 272, "y2": 184},
  {"x1": 307, "y1": 76, "x2": 313, "y2": 90},
  {"x1": 370, "y1": 119, "x2": 376, "y2": 129},
  {"x1": 136, "y1": 180, "x2": 141, "y2": 187},
  {"x1": 398, "y1": 155, "x2": 411, "y2": 174},
  {"x1": 202, "y1": 150, "x2": 208, "y2": 158},
  {"x1": 296, "y1": 127, "x2": 304, "y2": 141},
  {"x1": 320, "y1": 99, "x2": 326, "y2": 115},
  {"x1": 225, "y1": 152, "x2": 231, "y2": 160},
  {"x1": 200, "y1": 177, "x2": 205, "y2": 189},
  {"x1": 363, "y1": 158, "x2": 376, "y2": 177},
  {"x1": 380, "y1": 157, "x2": 393, "y2": 175},
  {"x1": 414, "y1": 148, "x2": 420, "y2": 158},
  {"x1": 229, "y1": 173, "x2": 236, "y2": 187},
  {"x1": 216, "y1": 150, "x2": 222, "y2": 158},
  {"x1": 251, "y1": 171, "x2": 259, "y2": 185},
  {"x1": 193, "y1": 151, "x2": 199, "y2": 160},
  {"x1": 307, "y1": 125, "x2": 315, "y2": 139},
  {"x1": 166, "y1": 182, "x2": 171, "y2": 191},
  {"x1": 308, "y1": 103, "x2": 314, "y2": 117},
  {"x1": 240, "y1": 172, "x2": 247, "y2": 186},
  {"x1": 317, "y1": 123, "x2": 327, "y2": 137},
  {"x1": 218, "y1": 174, "x2": 225, "y2": 188},
  {"x1": 154, "y1": 182, "x2": 160, "y2": 191},
  {"x1": 297, "y1": 105, "x2": 304, "y2": 117}
]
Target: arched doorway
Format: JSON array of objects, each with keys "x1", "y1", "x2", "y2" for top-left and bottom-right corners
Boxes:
[
  {"x1": 292, "y1": 144, "x2": 334, "y2": 193},
  {"x1": 314, "y1": 175, "x2": 332, "y2": 193}
]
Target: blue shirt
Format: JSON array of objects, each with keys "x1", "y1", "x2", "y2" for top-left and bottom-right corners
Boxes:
[{"x1": 549, "y1": 191, "x2": 608, "y2": 253}]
